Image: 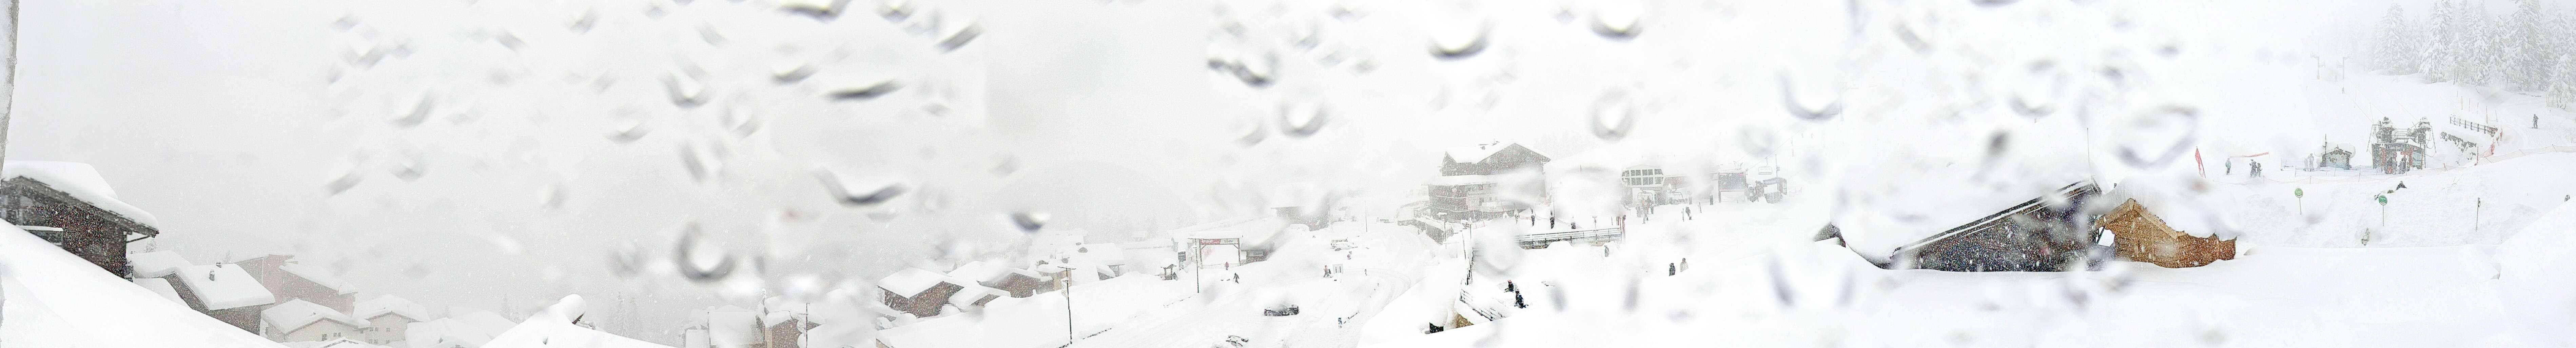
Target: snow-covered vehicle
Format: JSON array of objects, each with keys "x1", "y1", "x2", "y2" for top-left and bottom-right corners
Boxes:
[
  {"x1": 1262, "y1": 304, "x2": 1300, "y2": 316},
  {"x1": 1714, "y1": 165, "x2": 1789, "y2": 203}
]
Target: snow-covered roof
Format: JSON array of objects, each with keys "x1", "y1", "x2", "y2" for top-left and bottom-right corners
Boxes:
[
  {"x1": 405, "y1": 319, "x2": 493, "y2": 348},
  {"x1": 359, "y1": 295, "x2": 435, "y2": 322},
  {"x1": 0, "y1": 226, "x2": 287, "y2": 348},
  {"x1": 481, "y1": 295, "x2": 674, "y2": 348},
  {"x1": 1426, "y1": 175, "x2": 1495, "y2": 186},
  {"x1": 2, "y1": 161, "x2": 159, "y2": 228},
  {"x1": 265, "y1": 299, "x2": 369, "y2": 333},
  {"x1": 878, "y1": 267, "x2": 958, "y2": 297},
  {"x1": 280, "y1": 262, "x2": 361, "y2": 295},
  {"x1": 706, "y1": 307, "x2": 761, "y2": 345},
  {"x1": 283, "y1": 338, "x2": 390, "y2": 348},
  {"x1": 947, "y1": 260, "x2": 1014, "y2": 284},
  {"x1": 947, "y1": 284, "x2": 1004, "y2": 306},
  {"x1": 1443, "y1": 142, "x2": 1529, "y2": 164},
  {"x1": 173, "y1": 263, "x2": 279, "y2": 310},
  {"x1": 126, "y1": 250, "x2": 191, "y2": 278},
  {"x1": 132, "y1": 278, "x2": 188, "y2": 306},
  {"x1": 445, "y1": 307, "x2": 520, "y2": 336}
]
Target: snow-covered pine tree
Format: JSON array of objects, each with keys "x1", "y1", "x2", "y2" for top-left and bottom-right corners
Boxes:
[
  {"x1": 2424, "y1": 0, "x2": 2457, "y2": 83},
  {"x1": 2510, "y1": 0, "x2": 2550, "y2": 91},
  {"x1": 2380, "y1": 4, "x2": 2419, "y2": 74},
  {"x1": 2458, "y1": 0, "x2": 2494, "y2": 87},
  {"x1": 2549, "y1": 55, "x2": 2576, "y2": 110}
]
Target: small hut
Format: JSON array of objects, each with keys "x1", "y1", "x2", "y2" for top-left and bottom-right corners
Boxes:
[{"x1": 2099, "y1": 199, "x2": 2235, "y2": 268}]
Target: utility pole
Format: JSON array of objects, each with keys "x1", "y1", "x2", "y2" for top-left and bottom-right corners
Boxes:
[{"x1": 1062, "y1": 268, "x2": 1075, "y2": 343}]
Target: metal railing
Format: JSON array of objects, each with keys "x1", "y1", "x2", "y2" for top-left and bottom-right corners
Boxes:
[{"x1": 1514, "y1": 227, "x2": 1624, "y2": 248}]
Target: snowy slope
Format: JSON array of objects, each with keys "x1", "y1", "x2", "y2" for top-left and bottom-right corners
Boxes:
[{"x1": 0, "y1": 226, "x2": 284, "y2": 347}]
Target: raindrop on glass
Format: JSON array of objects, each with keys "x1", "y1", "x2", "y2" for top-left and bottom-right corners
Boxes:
[
  {"x1": 1276, "y1": 99, "x2": 1328, "y2": 138},
  {"x1": 772, "y1": 63, "x2": 816, "y2": 84},
  {"x1": 813, "y1": 168, "x2": 906, "y2": 207},
  {"x1": 678, "y1": 142, "x2": 720, "y2": 183},
  {"x1": 325, "y1": 170, "x2": 365, "y2": 195},
  {"x1": 1429, "y1": 25, "x2": 1489, "y2": 60},
  {"x1": 936, "y1": 24, "x2": 980, "y2": 52},
  {"x1": 1778, "y1": 74, "x2": 1845, "y2": 121},
  {"x1": 2112, "y1": 105, "x2": 2201, "y2": 168},
  {"x1": 1589, "y1": 90, "x2": 1638, "y2": 141},
  {"x1": 1010, "y1": 211, "x2": 1049, "y2": 233},
  {"x1": 828, "y1": 81, "x2": 903, "y2": 101},
  {"x1": 664, "y1": 73, "x2": 708, "y2": 108},
  {"x1": 674, "y1": 223, "x2": 739, "y2": 283},
  {"x1": 1587, "y1": 5, "x2": 1643, "y2": 40},
  {"x1": 606, "y1": 119, "x2": 651, "y2": 144},
  {"x1": 392, "y1": 95, "x2": 434, "y2": 128},
  {"x1": 391, "y1": 158, "x2": 427, "y2": 182}
]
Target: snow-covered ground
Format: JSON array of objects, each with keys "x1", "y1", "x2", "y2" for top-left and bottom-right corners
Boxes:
[{"x1": 0, "y1": 226, "x2": 285, "y2": 348}]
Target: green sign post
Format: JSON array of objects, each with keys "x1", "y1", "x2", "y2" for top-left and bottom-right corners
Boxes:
[
  {"x1": 2295, "y1": 188, "x2": 2305, "y2": 215},
  {"x1": 2376, "y1": 195, "x2": 2388, "y2": 226}
]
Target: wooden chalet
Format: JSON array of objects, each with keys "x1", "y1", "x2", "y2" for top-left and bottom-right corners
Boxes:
[{"x1": 2100, "y1": 199, "x2": 2237, "y2": 268}]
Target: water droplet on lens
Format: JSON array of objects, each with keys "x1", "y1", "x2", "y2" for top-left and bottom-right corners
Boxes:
[
  {"x1": 772, "y1": 63, "x2": 816, "y2": 84},
  {"x1": 393, "y1": 95, "x2": 434, "y2": 127},
  {"x1": 1208, "y1": 52, "x2": 1277, "y2": 88},
  {"x1": 1778, "y1": 74, "x2": 1845, "y2": 121},
  {"x1": 1430, "y1": 25, "x2": 1489, "y2": 60},
  {"x1": 606, "y1": 119, "x2": 651, "y2": 144},
  {"x1": 326, "y1": 170, "x2": 365, "y2": 195},
  {"x1": 1588, "y1": 5, "x2": 1642, "y2": 40},
  {"x1": 1590, "y1": 90, "x2": 1638, "y2": 141},
  {"x1": 936, "y1": 24, "x2": 980, "y2": 52},
  {"x1": 678, "y1": 142, "x2": 720, "y2": 183},
  {"x1": 828, "y1": 81, "x2": 903, "y2": 101},
  {"x1": 1010, "y1": 211, "x2": 1049, "y2": 232},
  {"x1": 391, "y1": 158, "x2": 427, "y2": 181},
  {"x1": 1277, "y1": 99, "x2": 1328, "y2": 138},
  {"x1": 675, "y1": 223, "x2": 739, "y2": 283},
  {"x1": 2113, "y1": 105, "x2": 2201, "y2": 168},
  {"x1": 813, "y1": 168, "x2": 906, "y2": 207},
  {"x1": 664, "y1": 73, "x2": 708, "y2": 108},
  {"x1": 781, "y1": 0, "x2": 850, "y2": 21}
]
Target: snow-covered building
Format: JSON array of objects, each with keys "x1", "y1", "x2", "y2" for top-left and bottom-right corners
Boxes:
[
  {"x1": 1428, "y1": 142, "x2": 1549, "y2": 221},
  {"x1": 0, "y1": 226, "x2": 286, "y2": 348},
  {"x1": 403, "y1": 318, "x2": 494, "y2": 348},
  {"x1": 232, "y1": 254, "x2": 363, "y2": 313},
  {"x1": 948, "y1": 260, "x2": 1053, "y2": 298},
  {"x1": 2099, "y1": 199, "x2": 2237, "y2": 268},
  {"x1": 482, "y1": 295, "x2": 675, "y2": 348},
  {"x1": 0, "y1": 161, "x2": 161, "y2": 278},
  {"x1": 877, "y1": 268, "x2": 969, "y2": 318},
  {"x1": 1882, "y1": 182, "x2": 2108, "y2": 272},
  {"x1": 356, "y1": 295, "x2": 435, "y2": 346},
  {"x1": 265, "y1": 299, "x2": 370, "y2": 342},
  {"x1": 2370, "y1": 117, "x2": 2432, "y2": 173},
  {"x1": 281, "y1": 337, "x2": 392, "y2": 348},
  {"x1": 172, "y1": 263, "x2": 284, "y2": 332}
]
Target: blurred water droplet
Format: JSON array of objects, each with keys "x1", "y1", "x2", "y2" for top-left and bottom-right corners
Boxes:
[
  {"x1": 781, "y1": 0, "x2": 847, "y2": 20},
  {"x1": 936, "y1": 24, "x2": 980, "y2": 52},
  {"x1": 828, "y1": 81, "x2": 903, "y2": 101},
  {"x1": 325, "y1": 170, "x2": 365, "y2": 195},
  {"x1": 607, "y1": 243, "x2": 644, "y2": 279},
  {"x1": 1589, "y1": 90, "x2": 1638, "y2": 141},
  {"x1": 813, "y1": 168, "x2": 906, "y2": 207},
  {"x1": 1208, "y1": 52, "x2": 1277, "y2": 88},
  {"x1": 877, "y1": 0, "x2": 914, "y2": 21},
  {"x1": 664, "y1": 73, "x2": 708, "y2": 108},
  {"x1": 539, "y1": 183, "x2": 567, "y2": 209},
  {"x1": 1277, "y1": 99, "x2": 1328, "y2": 138},
  {"x1": 675, "y1": 223, "x2": 739, "y2": 283},
  {"x1": 606, "y1": 119, "x2": 651, "y2": 144},
  {"x1": 1429, "y1": 25, "x2": 1489, "y2": 60},
  {"x1": 493, "y1": 32, "x2": 527, "y2": 51},
  {"x1": 2112, "y1": 105, "x2": 2201, "y2": 168},
  {"x1": 723, "y1": 109, "x2": 762, "y2": 138},
  {"x1": 697, "y1": 24, "x2": 728, "y2": 46},
  {"x1": 772, "y1": 63, "x2": 816, "y2": 84},
  {"x1": 569, "y1": 9, "x2": 598, "y2": 33},
  {"x1": 1972, "y1": 0, "x2": 2022, "y2": 7},
  {"x1": 1010, "y1": 211, "x2": 1049, "y2": 232},
  {"x1": 391, "y1": 158, "x2": 427, "y2": 181},
  {"x1": 1778, "y1": 74, "x2": 1845, "y2": 121},
  {"x1": 1587, "y1": 5, "x2": 1643, "y2": 40},
  {"x1": 393, "y1": 95, "x2": 434, "y2": 127},
  {"x1": 1892, "y1": 24, "x2": 1931, "y2": 53},
  {"x1": 678, "y1": 142, "x2": 720, "y2": 183},
  {"x1": 1232, "y1": 114, "x2": 1269, "y2": 146}
]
